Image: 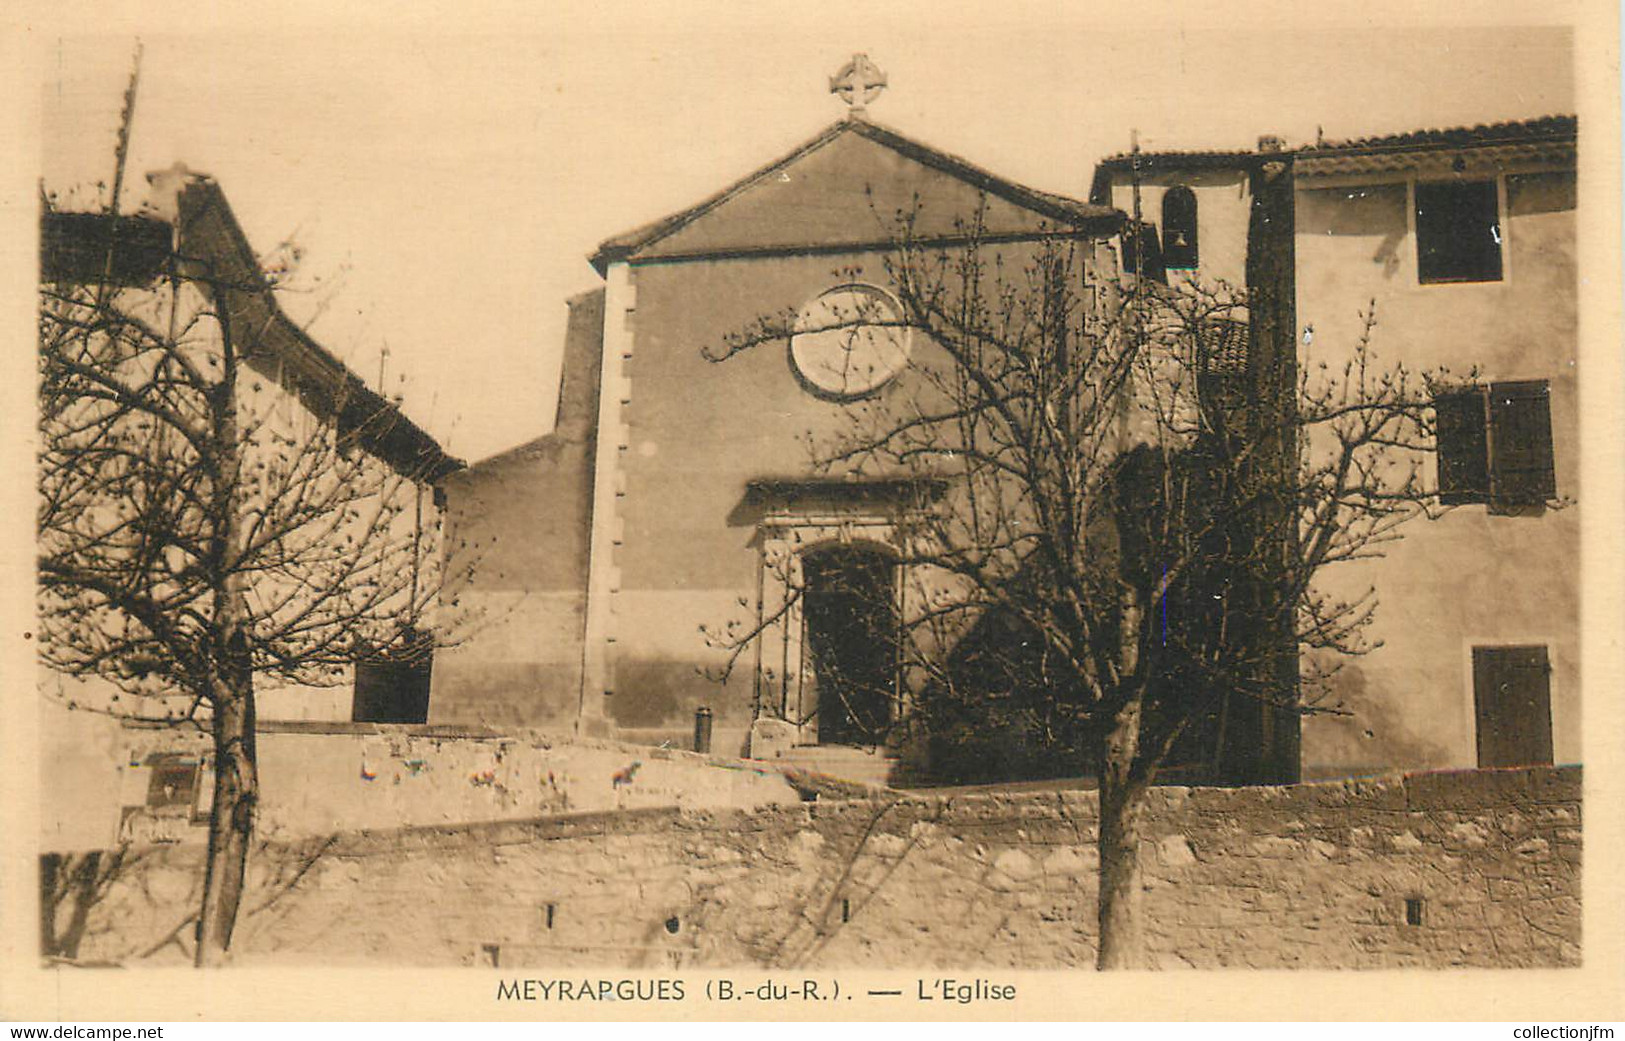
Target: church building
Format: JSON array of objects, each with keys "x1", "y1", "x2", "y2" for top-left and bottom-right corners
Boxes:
[{"x1": 428, "y1": 58, "x2": 1126, "y2": 775}]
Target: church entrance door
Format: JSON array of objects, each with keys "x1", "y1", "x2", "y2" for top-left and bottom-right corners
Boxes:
[{"x1": 801, "y1": 545, "x2": 897, "y2": 745}]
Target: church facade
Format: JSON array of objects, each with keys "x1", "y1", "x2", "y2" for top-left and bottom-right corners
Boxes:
[{"x1": 429, "y1": 104, "x2": 1127, "y2": 767}]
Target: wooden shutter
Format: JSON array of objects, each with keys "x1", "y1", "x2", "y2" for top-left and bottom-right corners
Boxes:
[
  {"x1": 1489, "y1": 379, "x2": 1556, "y2": 504},
  {"x1": 1472, "y1": 645, "x2": 1554, "y2": 768},
  {"x1": 1433, "y1": 388, "x2": 1490, "y2": 504}
]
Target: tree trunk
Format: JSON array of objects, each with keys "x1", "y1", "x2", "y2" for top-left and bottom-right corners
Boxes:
[
  {"x1": 193, "y1": 272, "x2": 257, "y2": 968},
  {"x1": 194, "y1": 649, "x2": 256, "y2": 968},
  {"x1": 1096, "y1": 694, "x2": 1147, "y2": 970},
  {"x1": 40, "y1": 852, "x2": 101, "y2": 960}
]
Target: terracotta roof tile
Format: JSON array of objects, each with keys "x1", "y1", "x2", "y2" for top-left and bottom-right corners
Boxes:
[
  {"x1": 1303, "y1": 115, "x2": 1576, "y2": 155},
  {"x1": 1089, "y1": 116, "x2": 1576, "y2": 197}
]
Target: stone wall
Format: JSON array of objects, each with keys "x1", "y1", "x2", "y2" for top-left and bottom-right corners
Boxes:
[
  {"x1": 48, "y1": 720, "x2": 799, "y2": 853},
  {"x1": 43, "y1": 766, "x2": 1580, "y2": 970}
]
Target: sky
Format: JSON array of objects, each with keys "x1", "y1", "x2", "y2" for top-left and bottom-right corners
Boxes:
[{"x1": 28, "y1": 3, "x2": 1579, "y2": 463}]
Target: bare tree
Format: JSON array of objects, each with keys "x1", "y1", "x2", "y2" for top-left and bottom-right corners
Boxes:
[
  {"x1": 37, "y1": 176, "x2": 466, "y2": 966},
  {"x1": 39, "y1": 847, "x2": 145, "y2": 964},
  {"x1": 703, "y1": 208, "x2": 1454, "y2": 969}
]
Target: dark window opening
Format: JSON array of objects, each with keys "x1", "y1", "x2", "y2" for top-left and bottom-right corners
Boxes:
[
  {"x1": 1405, "y1": 896, "x2": 1425, "y2": 926},
  {"x1": 1415, "y1": 180, "x2": 1503, "y2": 284},
  {"x1": 353, "y1": 627, "x2": 434, "y2": 724},
  {"x1": 1161, "y1": 186, "x2": 1199, "y2": 269},
  {"x1": 1433, "y1": 380, "x2": 1554, "y2": 508},
  {"x1": 1472, "y1": 645, "x2": 1554, "y2": 769}
]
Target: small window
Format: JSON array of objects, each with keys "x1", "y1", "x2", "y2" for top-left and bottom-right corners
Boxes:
[
  {"x1": 1161, "y1": 186, "x2": 1199, "y2": 269},
  {"x1": 1433, "y1": 380, "x2": 1555, "y2": 507},
  {"x1": 1415, "y1": 180, "x2": 1503, "y2": 284},
  {"x1": 353, "y1": 657, "x2": 433, "y2": 723}
]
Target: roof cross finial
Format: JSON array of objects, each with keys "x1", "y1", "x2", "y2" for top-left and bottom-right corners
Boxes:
[{"x1": 829, "y1": 54, "x2": 887, "y2": 120}]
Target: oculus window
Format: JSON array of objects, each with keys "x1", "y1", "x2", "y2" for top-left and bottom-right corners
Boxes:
[
  {"x1": 1433, "y1": 379, "x2": 1555, "y2": 507},
  {"x1": 789, "y1": 284, "x2": 911, "y2": 399},
  {"x1": 1415, "y1": 179, "x2": 1503, "y2": 284}
]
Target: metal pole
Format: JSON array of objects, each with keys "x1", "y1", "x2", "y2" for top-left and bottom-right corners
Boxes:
[{"x1": 693, "y1": 706, "x2": 713, "y2": 754}]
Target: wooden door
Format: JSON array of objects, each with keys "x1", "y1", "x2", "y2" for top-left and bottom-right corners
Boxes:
[{"x1": 1472, "y1": 645, "x2": 1553, "y2": 768}]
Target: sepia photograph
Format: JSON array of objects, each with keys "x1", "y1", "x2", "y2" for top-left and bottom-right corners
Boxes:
[{"x1": 5, "y1": 0, "x2": 1621, "y2": 1025}]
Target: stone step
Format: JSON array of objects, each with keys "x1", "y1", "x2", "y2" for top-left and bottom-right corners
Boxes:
[{"x1": 774, "y1": 746, "x2": 896, "y2": 788}]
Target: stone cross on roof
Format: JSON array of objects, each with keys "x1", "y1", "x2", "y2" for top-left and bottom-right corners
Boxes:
[{"x1": 829, "y1": 54, "x2": 887, "y2": 119}]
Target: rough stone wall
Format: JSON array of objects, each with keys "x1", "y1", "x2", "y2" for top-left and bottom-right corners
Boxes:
[{"x1": 47, "y1": 766, "x2": 1579, "y2": 970}]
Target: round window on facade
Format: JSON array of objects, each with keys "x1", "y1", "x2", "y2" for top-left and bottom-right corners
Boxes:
[{"x1": 789, "y1": 284, "x2": 911, "y2": 399}]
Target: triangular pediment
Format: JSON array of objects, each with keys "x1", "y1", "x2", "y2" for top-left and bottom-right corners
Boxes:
[{"x1": 591, "y1": 120, "x2": 1118, "y2": 273}]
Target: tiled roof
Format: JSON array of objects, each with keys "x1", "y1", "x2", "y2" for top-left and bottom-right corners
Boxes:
[
  {"x1": 173, "y1": 177, "x2": 464, "y2": 482},
  {"x1": 1095, "y1": 148, "x2": 1261, "y2": 169},
  {"x1": 591, "y1": 117, "x2": 1120, "y2": 275},
  {"x1": 1295, "y1": 116, "x2": 1576, "y2": 177},
  {"x1": 1089, "y1": 116, "x2": 1577, "y2": 196},
  {"x1": 1302, "y1": 115, "x2": 1575, "y2": 156},
  {"x1": 1089, "y1": 150, "x2": 1266, "y2": 203}
]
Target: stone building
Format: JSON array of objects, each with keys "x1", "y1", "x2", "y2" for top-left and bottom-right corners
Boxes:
[{"x1": 1089, "y1": 116, "x2": 1579, "y2": 777}]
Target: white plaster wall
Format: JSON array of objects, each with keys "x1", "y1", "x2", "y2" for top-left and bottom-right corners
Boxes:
[
  {"x1": 1295, "y1": 171, "x2": 1579, "y2": 772},
  {"x1": 1108, "y1": 169, "x2": 1252, "y2": 287}
]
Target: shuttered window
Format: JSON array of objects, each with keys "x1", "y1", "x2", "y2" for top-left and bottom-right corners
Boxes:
[
  {"x1": 1119, "y1": 220, "x2": 1166, "y2": 284},
  {"x1": 1433, "y1": 380, "x2": 1555, "y2": 507},
  {"x1": 1434, "y1": 388, "x2": 1491, "y2": 503},
  {"x1": 1488, "y1": 380, "x2": 1557, "y2": 504}
]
